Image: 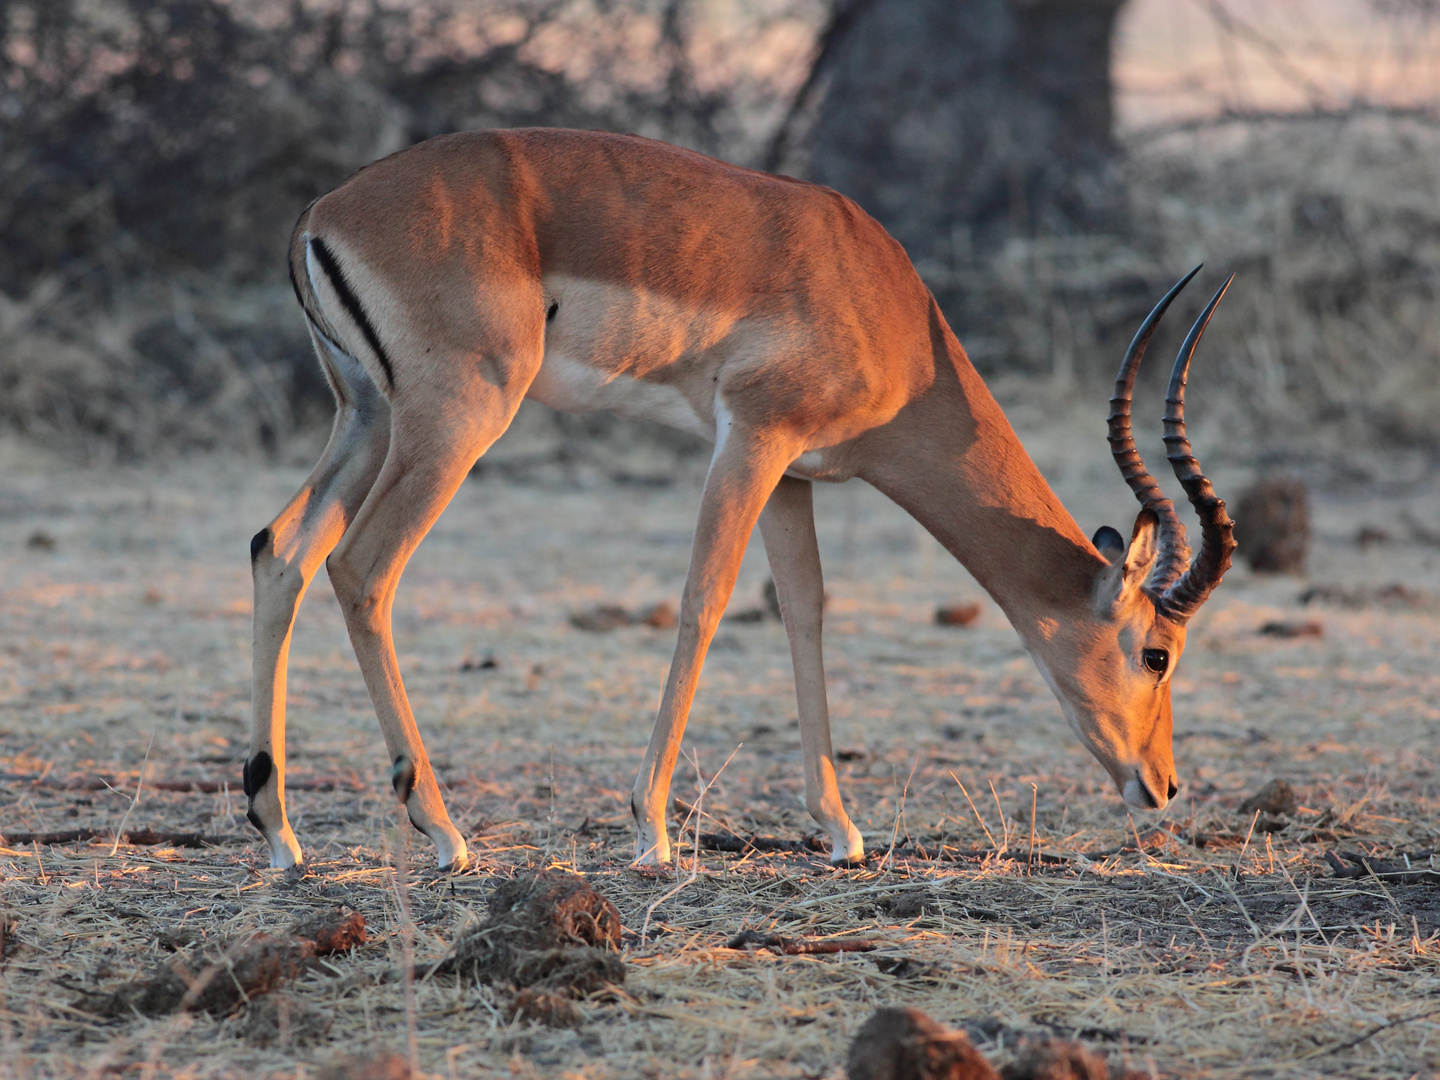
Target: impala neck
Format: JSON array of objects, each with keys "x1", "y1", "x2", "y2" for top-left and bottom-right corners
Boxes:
[{"x1": 862, "y1": 316, "x2": 1105, "y2": 641}]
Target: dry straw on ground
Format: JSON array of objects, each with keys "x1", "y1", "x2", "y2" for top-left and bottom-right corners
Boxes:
[{"x1": 1, "y1": 421, "x2": 1438, "y2": 1077}]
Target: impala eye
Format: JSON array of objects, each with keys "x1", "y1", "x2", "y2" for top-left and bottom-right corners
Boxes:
[{"x1": 1142, "y1": 648, "x2": 1169, "y2": 675}]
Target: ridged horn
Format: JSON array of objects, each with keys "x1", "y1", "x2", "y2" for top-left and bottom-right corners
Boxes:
[
  {"x1": 1106, "y1": 267, "x2": 1203, "y2": 585},
  {"x1": 1157, "y1": 274, "x2": 1237, "y2": 622}
]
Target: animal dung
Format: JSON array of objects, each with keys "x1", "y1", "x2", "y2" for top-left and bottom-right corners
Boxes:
[
  {"x1": 76, "y1": 907, "x2": 365, "y2": 1017},
  {"x1": 847, "y1": 1006, "x2": 999, "y2": 1080},
  {"x1": 1000, "y1": 1038, "x2": 1143, "y2": 1080},
  {"x1": 568, "y1": 601, "x2": 676, "y2": 631},
  {"x1": 935, "y1": 602, "x2": 982, "y2": 627},
  {"x1": 846, "y1": 1009, "x2": 1146, "y2": 1080},
  {"x1": 1238, "y1": 778, "x2": 1298, "y2": 817},
  {"x1": 885, "y1": 891, "x2": 937, "y2": 920},
  {"x1": 1234, "y1": 478, "x2": 1310, "y2": 573},
  {"x1": 430, "y1": 870, "x2": 624, "y2": 1024},
  {"x1": 1258, "y1": 619, "x2": 1323, "y2": 638}
]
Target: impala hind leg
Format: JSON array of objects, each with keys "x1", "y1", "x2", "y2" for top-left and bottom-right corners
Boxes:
[
  {"x1": 758, "y1": 476, "x2": 865, "y2": 864},
  {"x1": 631, "y1": 430, "x2": 797, "y2": 865},
  {"x1": 325, "y1": 379, "x2": 533, "y2": 871},
  {"x1": 249, "y1": 346, "x2": 390, "y2": 868}
]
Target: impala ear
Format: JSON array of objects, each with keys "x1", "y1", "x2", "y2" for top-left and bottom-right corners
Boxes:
[{"x1": 1094, "y1": 510, "x2": 1159, "y2": 612}]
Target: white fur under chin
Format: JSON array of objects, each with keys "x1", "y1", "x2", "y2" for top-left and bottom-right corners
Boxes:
[{"x1": 1122, "y1": 776, "x2": 1165, "y2": 811}]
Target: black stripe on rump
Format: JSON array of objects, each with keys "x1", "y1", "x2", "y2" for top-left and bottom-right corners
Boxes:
[{"x1": 308, "y1": 237, "x2": 396, "y2": 390}]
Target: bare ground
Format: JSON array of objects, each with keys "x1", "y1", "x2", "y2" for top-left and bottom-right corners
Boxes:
[{"x1": 1, "y1": 408, "x2": 1438, "y2": 1079}]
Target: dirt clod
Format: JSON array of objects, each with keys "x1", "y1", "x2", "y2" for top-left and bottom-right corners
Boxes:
[
  {"x1": 237, "y1": 993, "x2": 333, "y2": 1047},
  {"x1": 433, "y1": 870, "x2": 624, "y2": 1009},
  {"x1": 886, "y1": 891, "x2": 936, "y2": 919},
  {"x1": 507, "y1": 987, "x2": 580, "y2": 1027},
  {"x1": 317, "y1": 1052, "x2": 412, "y2": 1080},
  {"x1": 847, "y1": 1007, "x2": 999, "y2": 1080},
  {"x1": 935, "y1": 603, "x2": 982, "y2": 627},
  {"x1": 1239, "y1": 778, "x2": 1298, "y2": 817},
  {"x1": 1235, "y1": 478, "x2": 1309, "y2": 573},
  {"x1": 77, "y1": 907, "x2": 364, "y2": 1017}
]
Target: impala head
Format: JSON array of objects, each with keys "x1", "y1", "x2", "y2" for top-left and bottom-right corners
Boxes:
[{"x1": 1033, "y1": 268, "x2": 1236, "y2": 812}]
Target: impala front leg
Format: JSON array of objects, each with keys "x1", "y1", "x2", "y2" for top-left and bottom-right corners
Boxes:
[
  {"x1": 632, "y1": 431, "x2": 795, "y2": 865},
  {"x1": 758, "y1": 476, "x2": 865, "y2": 864}
]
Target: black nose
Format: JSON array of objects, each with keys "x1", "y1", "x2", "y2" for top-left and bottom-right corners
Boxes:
[{"x1": 1167, "y1": 778, "x2": 1179, "y2": 800}]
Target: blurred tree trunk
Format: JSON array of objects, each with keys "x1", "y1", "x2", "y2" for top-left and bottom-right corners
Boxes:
[{"x1": 769, "y1": 0, "x2": 1130, "y2": 266}]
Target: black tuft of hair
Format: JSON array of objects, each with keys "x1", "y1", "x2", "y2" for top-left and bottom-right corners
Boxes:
[
  {"x1": 1092, "y1": 525, "x2": 1125, "y2": 562},
  {"x1": 243, "y1": 751, "x2": 273, "y2": 798},
  {"x1": 391, "y1": 755, "x2": 417, "y2": 804}
]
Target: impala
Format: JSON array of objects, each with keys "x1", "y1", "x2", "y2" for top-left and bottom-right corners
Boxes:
[{"x1": 244, "y1": 128, "x2": 1235, "y2": 871}]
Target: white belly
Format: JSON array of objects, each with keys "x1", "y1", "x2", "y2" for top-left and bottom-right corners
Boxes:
[{"x1": 526, "y1": 351, "x2": 714, "y2": 441}]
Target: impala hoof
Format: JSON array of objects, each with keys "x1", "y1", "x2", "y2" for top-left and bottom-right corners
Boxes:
[
  {"x1": 267, "y1": 830, "x2": 303, "y2": 870},
  {"x1": 826, "y1": 822, "x2": 866, "y2": 866},
  {"x1": 439, "y1": 850, "x2": 470, "y2": 874},
  {"x1": 431, "y1": 828, "x2": 469, "y2": 872},
  {"x1": 633, "y1": 836, "x2": 671, "y2": 867}
]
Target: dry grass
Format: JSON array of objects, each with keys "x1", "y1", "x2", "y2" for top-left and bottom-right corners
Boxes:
[
  {"x1": 1, "y1": 419, "x2": 1438, "y2": 1078},
  {"x1": 929, "y1": 110, "x2": 1440, "y2": 456}
]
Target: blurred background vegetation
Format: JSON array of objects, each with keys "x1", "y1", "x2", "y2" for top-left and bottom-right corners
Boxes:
[{"x1": 0, "y1": 0, "x2": 1436, "y2": 461}]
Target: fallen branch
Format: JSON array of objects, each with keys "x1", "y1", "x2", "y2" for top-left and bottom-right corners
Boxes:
[
  {"x1": 1, "y1": 828, "x2": 246, "y2": 849},
  {"x1": 0, "y1": 771, "x2": 363, "y2": 794},
  {"x1": 725, "y1": 930, "x2": 878, "y2": 955},
  {"x1": 1323, "y1": 850, "x2": 1440, "y2": 885},
  {"x1": 698, "y1": 831, "x2": 826, "y2": 854}
]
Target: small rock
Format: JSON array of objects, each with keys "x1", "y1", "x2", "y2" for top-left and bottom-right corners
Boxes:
[
  {"x1": 1239, "y1": 778, "x2": 1298, "y2": 817},
  {"x1": 24, "y1": 530, "x2": 55, "y2": 552},
  {"x1": 935, "y1": 603, "x2": 982, "y2": 628},
  {"x1": 460, "y1": 654, "x2": 499, "y2": 672},
  {"x1": 1235, "y1": 477, "x2": 1309, "y2": 573},
  {"x1": 847, "y1": 1006, "x2": 999, "y2": 1080}
]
